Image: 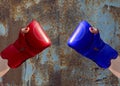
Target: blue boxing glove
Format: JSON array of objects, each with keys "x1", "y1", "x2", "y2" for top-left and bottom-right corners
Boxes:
[{"x1": 67, "y1": 20, "x2": 118, "y2": 68}]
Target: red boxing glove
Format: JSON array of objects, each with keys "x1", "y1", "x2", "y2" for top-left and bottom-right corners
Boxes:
[{"x1": 0, "y1": 20, "x2": 51, "y2": 68}]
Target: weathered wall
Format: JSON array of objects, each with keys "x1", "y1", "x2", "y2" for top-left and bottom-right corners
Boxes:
[{"x1": 0, "y1": 0, "x2": 120, "y2": 86}]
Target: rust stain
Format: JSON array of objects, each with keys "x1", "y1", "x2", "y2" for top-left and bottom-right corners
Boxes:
[
  {"x1": 0, "y1": 0, "x2": 120, "y2": 85},
  {"x1": 2, "y1": 67, "x2": 23, "y2": 85},
  {"x1": 85, "y1": 0, "x2": 105, "y2": 6},
  {"x1": 0, "y1": 7, "x2": 10, "y2": 24},
  {"x1": 103, "y1": 5, "x2": 120, "y2": 23}
]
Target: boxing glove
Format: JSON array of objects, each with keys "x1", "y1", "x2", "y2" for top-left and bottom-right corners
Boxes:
[
  {"x1": 0, "y1": 20, "x2": 51, "y2": 68},
  {"x1": 67, "y1": 20, "x2": 118, "y2": 68}
]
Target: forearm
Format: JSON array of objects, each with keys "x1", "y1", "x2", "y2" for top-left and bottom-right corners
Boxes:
[
  {"x1": 109, "y1": 55, "x2": 120, "y2": 78},
  {"x1": 0, "y1": 55, "x2": 10, "y2": 77}
]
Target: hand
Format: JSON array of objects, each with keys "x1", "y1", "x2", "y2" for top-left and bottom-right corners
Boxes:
[
  {"x1": 1, "y1": 20, "x2": 51, "y2": 68},
  {"x1": 67, "y1": 20, "x2": 118, "y2": 68}
]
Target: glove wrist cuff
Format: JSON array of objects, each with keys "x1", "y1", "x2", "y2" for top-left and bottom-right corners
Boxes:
[
  {"x1": 1, "y1": 44, "x2": 32, "y2": 68},
  {"x1": 94, "y1": 44, "x2": 118, "y2": 68}
]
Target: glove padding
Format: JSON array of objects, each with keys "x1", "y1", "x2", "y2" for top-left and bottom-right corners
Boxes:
[
  {"x1": 1, "y1": 20, "x2": 51, "y2": 68},
  {"x1": 67, "y1": 20, "x2": 118, "y2": 68}
]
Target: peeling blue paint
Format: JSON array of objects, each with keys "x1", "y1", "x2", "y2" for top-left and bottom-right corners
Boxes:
[
  {"x1": 53, "y1": 64, "x2": 60, "y2": 71},
  {"x1": 71, "y1": 69, "x2": 76, "y2": 75},
  {"x1": 96, "y1": 70, "x2": 110, "y2": 80},
  {"x1": 0, "y1": 0, "x2": 120, "y2": 85},
  {"x1": 0, "y1": 77, "x2": 2, "y2": 82},
  {"x1": 106, "y1": 0, "x2": 120, "y2": 7},
  {"x1": 94, "y1": 10, "x2": 117, "y2": 44},
  {"x1": 35, "y1": 72, "x2": 42, "y2": 85},
  {"x1": 96, "y1": 70, "x2": 111, "y2": 86},
  {"x1": 0, "y1": 23, "x2": 7, "y2": 36},
  {"x1": 51, "y1": 48, "x2": 59, "y2": 62},
  {"x1": 22, "y1": 60, "x2": 35, "y2": 83},
  {"x1": 43, "y1": 24, "x2": 51, "y2": 30},
  {"x1": 41, "y1": 49, "x2": 49, "y2": 64}
]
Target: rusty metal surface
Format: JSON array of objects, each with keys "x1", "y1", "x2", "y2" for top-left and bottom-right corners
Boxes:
[{"x1": 0, "y1": 0, "x2": 120, "y2": 86}]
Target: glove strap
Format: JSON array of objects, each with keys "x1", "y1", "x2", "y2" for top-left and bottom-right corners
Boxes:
[
  {"x1": 1, "y1": 44, "x2": 32, "y2": 68},
  {"x1": 92, "y1": 44, "x2": 118, "y2": 68}
]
